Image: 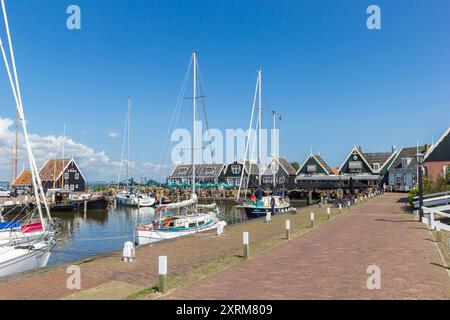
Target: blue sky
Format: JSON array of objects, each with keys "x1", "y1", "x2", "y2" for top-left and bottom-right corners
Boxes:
[{"x1": 0, "y1": 0, "x2": 449, "y2": 181}]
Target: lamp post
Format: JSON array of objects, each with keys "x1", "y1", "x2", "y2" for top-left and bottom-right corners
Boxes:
[{"x1": 416, "y1": 152, "x2": 425, "y2": 220}]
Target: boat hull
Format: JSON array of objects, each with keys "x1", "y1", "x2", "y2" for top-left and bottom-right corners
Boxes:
[
  {"x1": 136, "y1": 217, "x2": 219, "y2": 246},
  {"x1": 116, "y1": 195, "x2": 155, "y2": 207},
  {"x1": 0, "y1": 241, "x2": 54, "y2": 278},
  {"x1": 242, "y1": 204, "x2": 295, "y2": 219},
  {"x1": 71, "y1": 196, "x2": 108, "y2": 210}
]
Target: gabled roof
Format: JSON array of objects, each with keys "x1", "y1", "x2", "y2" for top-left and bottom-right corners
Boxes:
[
  {"x1": 297, "y1": 154, "x2": 331, "y2": 175},
  {"x1": 13, "y1": 170, "x2": 32, "y2": 186},
  {"x1": 262, "y1": 157, "x2": 297, "y2": 176},
  {"x1": 224, "y1": 160, "x2": 259, "y2": 175},
  {"x1": 338, "y1": 147, "x2": 374, "y2": 174},
  {"x1": 389, "y1": 146, "x2": 429, "y2": 170},
  {"x1": 362, "y1": 151, "x2": 396, "y2": 171},
  {"x1": 170, "y1": 163, "x2": 225, "y2": 178},
  {"x1": 39, "y1": 159, "x2": 72, "y2": 182},
  {"x1": 424, "y1": 127, "x2": 450, "y2": 162}
]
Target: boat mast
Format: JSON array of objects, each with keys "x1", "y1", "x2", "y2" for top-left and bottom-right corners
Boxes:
[
  {"x1": 272, "y1": 111, "x2": 276, "y2": 191},
  {"x1": 192, "y1": 50, "x2": 197, "y2": 196},
  {"x1": 62, "y1": 124, "x2": 66, "y2": 189},
  {"x1": 257, "y1": 67, "x2": 262, "y2": 185},
  {"x1": 0, "y1": 0, "x2": 50, "y2": 227},
  {"x1": 14, "y1": 109, "x2": 18, "y2": 182},
  {"x1": 127, "y1": 96, "x2": 131, "y2": 189}
]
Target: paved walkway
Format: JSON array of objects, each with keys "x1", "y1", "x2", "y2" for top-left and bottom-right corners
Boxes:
[{"x1": 167, "y1": 194, "x2": 450, "y2": 300}]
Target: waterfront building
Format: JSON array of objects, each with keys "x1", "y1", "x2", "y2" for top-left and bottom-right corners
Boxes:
[
  {"x1": 222, "y1": 160, "x2": 259, "y2": 189},
  {"x1": 260, "y1": 157, "x2": 297, "y2": 190},
  {"x1": 12, "y1": 169, "x2": 32, "y2": 194},
  {"x1": 295, "y1": 154, "x2": 334, "y2": 187},
  {"x1": 424, "y1": 127, "x2": 450, "y2": 180},
  {"x1": 168, "y1": 163, "x2": 225, "y2": 185},
  {"x1": 39, "y1": 158, "x2": 86, "y2": 192}
]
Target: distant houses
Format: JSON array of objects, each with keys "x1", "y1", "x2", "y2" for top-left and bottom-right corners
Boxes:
[
  {"x1": 13, "y1": 158, "x2": 86, "y2": 194},
  {"x1": 169, "y1": 163, "x2": 225, "y2": 185},
  {"x1": 260, "y1": 157, "x2": 297, "y2": 189}
]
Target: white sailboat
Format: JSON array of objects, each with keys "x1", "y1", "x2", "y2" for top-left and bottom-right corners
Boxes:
[
  {"x1": 236, "y1": 67, "x2": 294, "y2": 219},
  {"x1": 115, "y1": 97, "x2": 156, "y2": 207},
  {"x1": 136, "y1": 50, "x2": 220, "y2": 245},
  {"x1": 0, "y1": 0, "x2": 56, "y2": 277}
]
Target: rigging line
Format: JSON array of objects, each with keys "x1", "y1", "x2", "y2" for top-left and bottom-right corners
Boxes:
[
  {"x1": 117, "y1": 106, "x2": 129, "y2": 188},
  {"x1": 0, "y1": 1, "x2": 51, "y2": 222},
  {"x1": 158, "y1": 55, "x2": 193, "y2": 182},
  {"x1": 196, "y1": 60, "x2": 215, "y2": 164},
  {"x1": 237, "y1": 75, "x2": 259, "y2": 201}
]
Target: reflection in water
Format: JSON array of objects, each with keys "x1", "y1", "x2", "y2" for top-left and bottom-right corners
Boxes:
[{"x1": 49, "y1": 204, "x2": 246, "y2": 266}]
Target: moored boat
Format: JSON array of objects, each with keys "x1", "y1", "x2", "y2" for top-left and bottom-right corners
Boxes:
[
  {"x1": 69, "y1": 194, "x2": 109, "y2": 210},
  {"x1": 237, "y1": 195, "x2": 295, "y2": 219}
]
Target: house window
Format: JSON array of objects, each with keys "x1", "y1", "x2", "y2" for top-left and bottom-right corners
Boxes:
[
  {"x1": 307, "y1": 165, "x2": 317, "y2": 173},
  {"x1": 178, "y1": 166, "x2": 188, "y2": 174},
  {"x1": 227, "y1": 178, "x2": 234, "y2": 186},
  {"x1": 263, "y1": 177, "x2": 272, "y2": 184},
  {"x1": 75, "y1": 184, "x2": 79, "y2": 189},
  {"x1": 70, "y1": 184, "x2": 74, "y2": 191},
  {"x1": 279, "y1": 176, "x2": 285, "y2": 183},
  {"x1": 205, "y1": 167, "x2": 215, "y2": 176},
  {"x1": 349, "y1": 161, "x2": 362, "y2": 173},
  {"x1": 64, "y1": 173, "x2": 69, "y2": 179},
  {"x1": 75, "y1": 173, "x2": 80, "y2": 180},
  {"x1": 231, "y1": 165, "x2": 241, "y2": 175},
  {"x1": 235, "y1": 178, "x2": 241, "y2": 186},
  {"x1": 373, "y1": 163, "x2": 380, "y2": 171}
]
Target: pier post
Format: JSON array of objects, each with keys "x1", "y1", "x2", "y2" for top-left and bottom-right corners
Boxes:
[
  {"x1": 285, "y1": 220, "x2": 291, "y2": 240},
  {"x1": 339, "y1": 204, "x2": 342, "y2": 214},
  {"x1": 436, "y1": 224, "x2": 442, "y2": 242},
  {"x1": 84, "y1": 201, "x2": 87, "y2": 214},
  {"x1": 265, "y1": 212, "x2": 272, "y2": 223},
  {"x1": 158, "y1": 256, "x2": 168, "y2": 294},
  {"x1": 310, "y1": 212, "x2": 315, "y2": 228},
  {"x1": 327, "y1": 207, "x2": 331, "y2": 220},
  {"x1": 243, "y1": 232, "x2": 249, "y2": 259},
  {"x1": 347, "y1": 201, "x2": 351, "y2": 209}
]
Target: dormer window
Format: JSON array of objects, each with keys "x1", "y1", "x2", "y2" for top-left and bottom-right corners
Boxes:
[
  {"x1": 178, "y1": 166, "x2": 189, "y2": 174},
  {"x1": 231, "y1": 165, "x2": 241, "y2": 175},
  {"x1": 373, "y1": 163, "x2": 380, "y2": 171},
  {"x1": 205, "y1": 166, "x2": 215, "y2": 176},
  {"x1": 349, "y1": 161, "x2": 362, "y2": 173},
  {"x1": 401, "y1": 158, "x2": 412, "y2": 168},
  {"x1": 307, "y1": 165, "x2": 317, "y2": 173}
]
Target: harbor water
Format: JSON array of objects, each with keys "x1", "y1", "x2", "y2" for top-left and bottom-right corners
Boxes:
[{"x1": 48, "y1": 204, "x2": 248, "y2": 266}]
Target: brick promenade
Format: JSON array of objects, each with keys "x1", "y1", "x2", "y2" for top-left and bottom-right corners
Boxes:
[{"x1": 167, "y1": 193, "x2": 450, "y2": 300}]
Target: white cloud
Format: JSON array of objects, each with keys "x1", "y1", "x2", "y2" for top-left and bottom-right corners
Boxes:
[
  {"x1": 106, "y1": 128, "x2": 119, "y2": 139},
  {"x1": 0, "y1": 118, "x2": 169, "y2": 182}
]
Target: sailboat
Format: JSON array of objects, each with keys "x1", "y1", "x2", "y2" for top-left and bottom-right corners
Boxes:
[
  {"x1": 237, "y1": 67, "x2": 294, "y2": 219},
  {"x1": 115, "y1": 97, "x2": 156, "y2": 208},
  {"x1": 136, "y1": 50, "x2": 221, "y2": 245},
  {"x1": 0, "y1": 0, "x2": 56, "y2": 277}
]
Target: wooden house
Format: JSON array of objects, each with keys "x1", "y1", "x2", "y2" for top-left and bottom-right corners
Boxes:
[
  {"x1": 260, "y1": 157, "x2": 297, "y2": 190},
  {"x1": 295, "y1": 154, "x2": 335, "y2": 187},
  {"x1": 12, "y1": 169, "x2": 32, "y2": 194},
  {"x1": 387, "y1": 146, "x2": 427, "y2": 192},
  {"x1": 338, "y1": 147, "x2": 397, "y2": 187},
  {"x1": 424, "y1": 127, "x2": 450, "y2": 180},
  {"x1": 222, "y1": 160, "x2": 259, "y2": 189},
  {"x1": 39, "y1": 158, "x2": 86, "y2": 192},
  {"x1": 168, "y1": 163, "x2": 225, "y2": 185}
]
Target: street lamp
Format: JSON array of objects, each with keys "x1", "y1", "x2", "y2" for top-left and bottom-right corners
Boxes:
[{"x1": 416, "y1": 152, "x2": 425, "y2": 220}]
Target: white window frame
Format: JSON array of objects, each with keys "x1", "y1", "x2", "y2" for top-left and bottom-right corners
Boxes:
[
  {"x1": 373, "y1": 163, "x2": 380, "y2": 171},
  {"x1": 231, "y1": 165, "x2": 241, "y2": 175},
  {"x1": 64, "y1": 172, "x2": 69, "y2": 179},
  {"x1": 75, "y1": 173, "x2": 80, "y2": 180}
]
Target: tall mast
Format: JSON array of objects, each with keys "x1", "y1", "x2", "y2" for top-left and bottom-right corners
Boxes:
[
  {"x1": 14, "y1": 109, "x2": 18, "y2": 181},
  {"x1": 272, "y1": 111, "x2": 276, "y2": 190},
  {"x1": 62, "y1": 124, "x2": 66, "y2": 189},
  {"x1": 192, "y1": 50, "x2": 197, "y2": 195},
  {"x1": 257, "y1": 67, "x2": 262, "y2": 184},
  {"x1": 127, "y1": 96, "x2": 131, "y2": 188}
]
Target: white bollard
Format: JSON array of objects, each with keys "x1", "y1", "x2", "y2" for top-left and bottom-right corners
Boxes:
[
  {"x1": 266, "y1": 212, "x2": 272, "y2": 223},
  {"x1": 159, "y1": 256, "x2": 168, "y2": 293},
  {"x1": 243, "y1": 232, "x2": 249, "y2": 258},
  {"x1": 122, "y1": 241, "x2": 135, "y2": 263},
  {"x1": 339, "y1": 204, "x2": 342, "y2": 214},
  {"x1": 84, "y1": 201, "x2": 87, "y2": 213},
  {"x1": 327, "y1": 207, "x2": 331, "y2": 220},
  {"x1": 310, "y1": 212, "x2": 315, "y2": 228},
  {"x1": 216, "y1": 221, "x2": 226, "y2": 236},
  {"x1": 285, "y1": 220, "x2": 291, "y2": 240}
]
